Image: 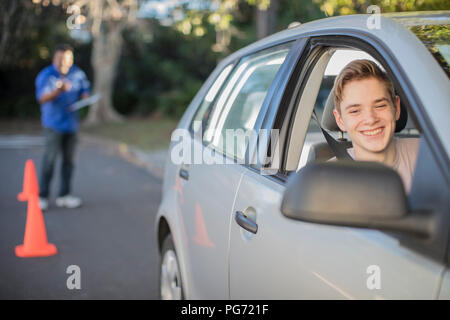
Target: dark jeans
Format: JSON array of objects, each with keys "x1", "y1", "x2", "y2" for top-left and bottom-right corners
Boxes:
[{"x1": 39, "y1": 128, "x2": 77, "y2": 198}]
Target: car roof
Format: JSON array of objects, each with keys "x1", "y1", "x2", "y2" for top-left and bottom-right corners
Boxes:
[
  {"x1": 383, "y1": 10, "x2": 450, "y2": 26},
  {"x1": 227, "y1": 11, "x2": 450, "y2": 61}
]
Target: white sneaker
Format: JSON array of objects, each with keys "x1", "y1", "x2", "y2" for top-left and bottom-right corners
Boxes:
[
  {"x1": 55, "y1": 195, "x2": 82, "y2": 209},
  {"x1": 39, "y1": 197, "x2": 49, "y2": 211}
]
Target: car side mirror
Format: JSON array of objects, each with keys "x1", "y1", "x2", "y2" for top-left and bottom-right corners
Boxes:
[{"x1": 281, "y1": 161, "x2": 433, "y2": 237}]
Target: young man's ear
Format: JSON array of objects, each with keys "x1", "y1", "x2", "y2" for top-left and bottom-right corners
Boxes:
[
  {"x1": 394, "y1": 95, "x2": 401, "y2": 121},
  {"x1": 333, "y1": 108, "x2": 346, "y2": 132}
]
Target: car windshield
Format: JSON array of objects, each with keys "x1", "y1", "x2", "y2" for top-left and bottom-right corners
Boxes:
[{"x1": 409, "y1": 24, "x2": 450, "y2": 77}]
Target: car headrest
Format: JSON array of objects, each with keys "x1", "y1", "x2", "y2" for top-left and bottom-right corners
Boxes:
[
  {"x1": 320, "y1": 90, "x2": 408, "y2": 133},
  {"x1": 321, "y1": 91, "x2": 340, "y2": 132}
]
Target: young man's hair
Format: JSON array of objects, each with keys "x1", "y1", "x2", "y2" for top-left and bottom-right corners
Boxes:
[
  {"x1": 333, "y1": 59, "x2": 396, "y2": 113},
  {"x1": 53, "y1": 43, "x2": 74, "y2": 56}
]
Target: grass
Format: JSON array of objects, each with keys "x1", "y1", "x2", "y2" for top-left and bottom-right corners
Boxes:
[
  {"x1": 81, "y1": 115, "x2": 179, "y2": 151},
  {"x1": 0, "y1": 119, "x2": 43, "y2": 135},
  {"x1": 0, "y1": 115, "x2": 179, "y2": 151}
]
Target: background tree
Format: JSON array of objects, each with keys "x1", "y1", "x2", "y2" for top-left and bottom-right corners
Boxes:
[
  {"x1": 0, "y1": 0, "x2": 70, "y2": 118},
  {"x1": 30, "y1": 0, "x2": 140, "y2": 124},
  {"x1": 58, "y1": 0, "x2": 139, "y2": 125},
  {"x1": 0, "y1": 0, "x2": 33, "y2": 67},
  {"x1": 249, "y1": 0, "x2": 278, "y2": 39},
  {"x1": 173, "y1": 0, "x2": 282, "y2": 54}
]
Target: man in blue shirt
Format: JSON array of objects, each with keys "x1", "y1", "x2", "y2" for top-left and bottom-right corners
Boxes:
[{"x1": 35, "y1": 44, "x2": 90, "y2": 210}]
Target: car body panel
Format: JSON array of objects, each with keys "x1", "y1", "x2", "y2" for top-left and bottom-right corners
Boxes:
[
  {"x1": 157, "y1": 133, "x2": 247, "y2": 299},
  {"x1": 230, "y1": 168, "x2": 444, "y2": 299},
  {"x1": 439, "y1": 269, "x2": 450, "y2": 299},
  {"x1": 175, "y1": 139, "x2": 246, "y2": 299}
]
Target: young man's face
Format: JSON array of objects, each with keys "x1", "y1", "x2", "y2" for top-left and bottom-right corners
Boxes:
[
  {"x1": 333, "y1": 77, "x2": 401, "y2": 155},
  {"x1": 53, "y1": 50, "x2": 73, "y2": 75}
]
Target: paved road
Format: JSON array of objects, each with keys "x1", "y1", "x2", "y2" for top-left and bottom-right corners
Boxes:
[{"x1": 0, "y1": 135, "x2": 162, "y2": 299}]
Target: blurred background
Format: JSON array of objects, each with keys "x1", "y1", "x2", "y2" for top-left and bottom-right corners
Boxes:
[{"x1": 0, "y1": 0, "x2": 448, "y2": 150}]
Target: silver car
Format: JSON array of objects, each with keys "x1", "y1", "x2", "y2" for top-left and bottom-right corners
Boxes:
[{"x1": 155, "y1": 11, "x2": 450, "y2": 299}]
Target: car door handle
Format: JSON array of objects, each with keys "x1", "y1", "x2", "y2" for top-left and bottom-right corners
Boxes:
[
  {"x1": 235, "y1": 211, "x2": 258, "y2": 234},
  {"x1": 179, "y1": 167, "x2": 189, "y2": 180}
]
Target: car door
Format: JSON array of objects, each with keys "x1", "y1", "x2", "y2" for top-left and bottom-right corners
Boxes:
[
  {"x1": 439, "y1": 268, "x2": 450, "y2": 299},
  {"x1": 175, "y1": 42, "x2": 294, "y2": 298},
  {"x1": 229, "y1": 35, "x2": 449, "y2": 299}
]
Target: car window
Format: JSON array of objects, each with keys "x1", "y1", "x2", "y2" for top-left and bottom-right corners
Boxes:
[
  {"x1": 202, "y1": 43, "x2": 292, "y2": 161},
  {"x1": 190, "y1": 64, "x2": 234, "y2": 133},
  {"x1": 287, "y1": 48, "x2": 420, "y2": 171},
  {"x1": 298, "y1": 49, "x2": 385, "y2": 169},
  {"x1": 281, "y1": 46, "x2": 422, "y2": 195}
]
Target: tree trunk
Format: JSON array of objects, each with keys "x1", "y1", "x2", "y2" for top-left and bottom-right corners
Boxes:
[
  {"x1": 255, "y1": 0, "x2": 278, "y2": 40},
  {"x1": 85, "y1": 21, "x2": 124, "y2": 125}
]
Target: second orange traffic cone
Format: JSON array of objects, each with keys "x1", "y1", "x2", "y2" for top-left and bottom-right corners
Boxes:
[
  {"x1": 17, "y1": 159, "x2": 39, "y2": 202},
  {"x1": 15, "y1": 194, "x2": 58, "y2": 258}
]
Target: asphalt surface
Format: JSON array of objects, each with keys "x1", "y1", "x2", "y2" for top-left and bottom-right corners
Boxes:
[{"x1": 0, "y1": 135, "x2": 162, "y2": 299}]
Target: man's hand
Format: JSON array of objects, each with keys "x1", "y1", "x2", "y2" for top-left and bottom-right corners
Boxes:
[
  {"x1": 39, "y1": 80, "x2": 72, "y2": 104},
  {"x1": 56, "y1": 80, "x2": 72, "y2": 92}
]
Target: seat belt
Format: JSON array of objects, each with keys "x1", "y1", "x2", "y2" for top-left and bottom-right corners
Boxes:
[{"x1": 311, "y1": 110, "x2": 353, "y2": 160}]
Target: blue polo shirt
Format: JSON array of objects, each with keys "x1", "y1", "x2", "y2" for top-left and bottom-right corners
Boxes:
[{"x1": 35, "y1": 64, "x2": 91, "y2": 133}]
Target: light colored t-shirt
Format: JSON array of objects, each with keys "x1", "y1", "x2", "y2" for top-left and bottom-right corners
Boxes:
[{"x1": 345, "y1": 137, "x2": 420, "y2": 193}]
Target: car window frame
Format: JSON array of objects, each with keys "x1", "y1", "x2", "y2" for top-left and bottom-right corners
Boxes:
[
  {"x1": 205, "y1": 44, "x2": 293, "y2": 160},
  {"x1": 260, "y1": 34, "x2": 448, "y2": 182},
  {"x1": 242, "y1": 38, "x2": 310, "y2": 174},
  {"x1": 187, "y1": 40, "x2": 302, "y2": 165},
  {"x1": 188, "y1": 61, "x2": 238, "y2": 136}
]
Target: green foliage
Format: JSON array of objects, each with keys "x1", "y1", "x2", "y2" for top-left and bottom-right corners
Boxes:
[
  {"x1": 278, "y1": 0, "x2": 326, "y2": 28},
  {"x1": 113, "y1": 21, "x2": 221, "y2": 118},
  {"x1": 0, "y1": 4, "x2": 91, "y2": 119},
  {"x1": 410, "y1": 24, "x2": 450, "y2": 76},
  {"x1": 314, "y1": 0, "x2": 450, "y2": 16}
]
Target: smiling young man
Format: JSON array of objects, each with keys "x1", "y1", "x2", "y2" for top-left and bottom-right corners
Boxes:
[{"x1": 332, "y1": 59, "x2": 419, "y2": 193}]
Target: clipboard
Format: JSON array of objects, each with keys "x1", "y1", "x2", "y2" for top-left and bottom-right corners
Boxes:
[{"x1": 68, "y1": 94, "x2": 102, "y2": 112}]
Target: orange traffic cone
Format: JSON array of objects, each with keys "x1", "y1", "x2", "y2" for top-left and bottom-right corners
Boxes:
[
  {"x1": 193, "y1": 203, "x2": 215, "y2": 248},
  {"x1": 17, "y1": 159, "x2": 39, "y2": 202},
  {"x1": 15, "y1": 194, "x2": 58, "y2": 258}
]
